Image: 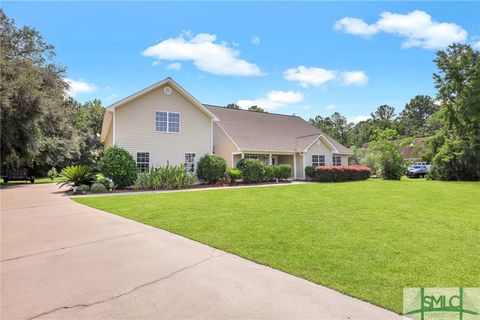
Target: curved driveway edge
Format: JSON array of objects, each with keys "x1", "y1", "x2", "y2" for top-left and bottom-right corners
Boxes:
[{"x1": 1, "y1": 184, "x2": 400, "y2": 319}]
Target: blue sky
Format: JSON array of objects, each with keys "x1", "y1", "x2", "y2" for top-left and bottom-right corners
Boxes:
[{"x1": 4, "y1": 1, "x2": 480, "y2": 122}]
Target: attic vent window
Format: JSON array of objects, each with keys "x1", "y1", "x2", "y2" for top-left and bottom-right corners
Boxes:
[{"x1": 163, "y1": 86, "x2": 172, "y2": 95}]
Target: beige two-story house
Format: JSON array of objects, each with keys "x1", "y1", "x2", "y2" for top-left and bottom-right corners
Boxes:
[{"x1": 100, "y1": 78, "x2": 353, "y2": 179}]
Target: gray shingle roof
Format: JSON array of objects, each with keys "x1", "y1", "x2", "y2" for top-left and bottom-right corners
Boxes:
[{"x1": 205, "y1": 105, "x2": 352, "y2": 154}]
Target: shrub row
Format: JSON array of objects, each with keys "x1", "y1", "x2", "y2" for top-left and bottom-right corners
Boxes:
[
  {"x1": 305, "y1": 165, "x2": 371, "y2": 182},
  {"x1": 133, "y1": 164, "x2": 196, "y2": 190},
  {"x1": 236, "y1": 158, "x2": 292, "y2": 183}
]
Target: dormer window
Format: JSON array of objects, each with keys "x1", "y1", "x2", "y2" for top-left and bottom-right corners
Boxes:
[{"x1": 155, "y1": 111, "x2": 180, "y2": 133}]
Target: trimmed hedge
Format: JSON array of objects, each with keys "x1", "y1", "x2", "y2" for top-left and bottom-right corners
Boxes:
[
  {"x1": 236, "y1": 158, "x2": 265, "y2": 183},
  {"x1": 309, "y1": 165, "x2": 371, "y2": 182},
  {"x1": 99, "y1": 147, "x2": 138, "y2": 188},
  {"x1": 197, "y1": 155, "x2": 226, "y2": 184},
  {"x1": 91, "y1": 182, "x2": 107, "y2": 193},
  {"x1": 275, "y1": 164, "x2": 292, "y2": 181}
]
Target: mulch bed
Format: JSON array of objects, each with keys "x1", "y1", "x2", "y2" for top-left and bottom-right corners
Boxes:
[{"x1": 69, "y1": 180, "x2": 292, "y2": 196}]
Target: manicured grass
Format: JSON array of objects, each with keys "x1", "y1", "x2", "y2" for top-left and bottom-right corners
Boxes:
[
  {"x1": 74, "y1": 179, "x2": 480, "y2": 313},
  {"x1": 0, "y1": 176, "x2": 62, "y2": 188}
]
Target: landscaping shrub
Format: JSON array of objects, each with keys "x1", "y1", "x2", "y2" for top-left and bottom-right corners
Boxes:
[
  {"x1": 59, "y1": 165, "x2": 95, "y2": 187},
  {"x1": 158, "y1": 163, "x2": 196, "y2": 190},
  {"x1": 47, "y1": 167, "x2": 57, "y2": 180},
  {"x1": 263, "y1": 165, "x2": 275, "y2": 182},
  {"x1": 312, "y1": 165, "x2": 371, "y2": 182},
  {"x1": 132, "y1": 165, "x2": 196, "y2": 190},
  {"x1": 150, "y1": 167, "x2": 162, "y2": 190},
  {"x1": 237, "y1": 158, "x2": 265, "y2": 183},
  {"x1": 274, "y1": 164, "x2": 292, "y2": 181},
  {"x1": 305, "y1": 166, "x2": 315, "y2": 179},
  {"x1": 75, "y1": 184, "x2": 90, "y2": 193},
  {"x1": 90, "y1": 182, "x2": 107, "y2": 194},
  {"x1": 99, "y1": 147, "x2": 138, "y2": 188},
  {"x1": 226, "y1": 168, "x2": 242, "y2": 184},
  {"x1": 95, "y1": 173, "x2": 115, "y2": 190},
  {"x1": 197, "y1": 155, "x2": 226, "y2": 184},
  {"x1": 133, "y1": 172, "x2": 151, "y2": 190}
]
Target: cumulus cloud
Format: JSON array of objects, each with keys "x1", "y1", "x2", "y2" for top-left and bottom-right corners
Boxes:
[
  {"x1": 251, "y1": 35, "x2": 261, "y2": 45},
  {"x1": 237, "y1": 90, "x2": 304, "y2": 111},
  {"x1": 347, "y1": 115, "x2": 370, "y2": 123},
  {"x1": 283, "y1": 65, "x2": 368, "y2": 87},
  {"x1": 283, "y1": 66, "x2": 337, "y2": 88},
  {"x1": 166, "y1": 62, "x2": 182, "y2": 70},
  {"x1": 340, "y1": 71, "x2": 368, "y2": 86},
  {"x1": 335, "y1": 10, "x2": 468, "y2": 49},
  {"x1": 335, "y1": 17, "x2": 378, "y2": 36},
  {"x1": 64, "y1": 78, "x2": 97, "y2": 97},
  {"x1": 142, "y1": 32, "x2": 262, "y2": 76}
]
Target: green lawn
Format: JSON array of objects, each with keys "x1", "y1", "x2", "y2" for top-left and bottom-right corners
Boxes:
[
  {"x1": 74, "y1": 179, "x2": 480, "y2": 313},
  {"x1": 0, "y1": 176, "x2": 62, "y2": 188}
]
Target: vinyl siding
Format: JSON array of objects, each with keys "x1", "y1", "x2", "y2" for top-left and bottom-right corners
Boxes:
[
  {"x1": 304, "y1": 138, "x2": 335, "y2": 166},
  {"x1": 212, "y1": 123, "x2": 238, "y2": 168},
  {"x1": 304, "y1": 138, "x2": 349, "y2": 168},
  {"x1": 114, "y1": 84, "x2": 212, "y2": 168}
]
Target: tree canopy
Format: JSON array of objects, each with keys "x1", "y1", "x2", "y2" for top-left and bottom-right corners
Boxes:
[{"x1": 0, "y1": 9, "x2": 104, "y2": 173}]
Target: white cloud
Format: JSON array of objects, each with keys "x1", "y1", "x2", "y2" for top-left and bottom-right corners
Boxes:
[
  {"x1": 340, "y1": 71, "x2": 368, "y2": 86},
  {"x1": 237, "y1": 90, "x2": 304, "y2": 112},
  {"x1": 152, "y1": 61, "x2": 161, "y2": 67},
  {"x1": 347, "y1": 115, "x2": 370, "y2": 123},
  {"x1": 142, "y1": 32, "x2": 262, "y2": 76},
  {"x1": 266, "y1": 90, "x2": 304, "y2": 104},
  {"x1": 283, "y1": 65, "x2": 368, "y2": 87},
  {"x1": 166, "y1": 62, "x2": 182, "y2": 70},
  {"x1": 64, "y1": 78, "x2": 97, "y2": 97},
  {"x1": 472, "y1": 41, "x2": 480, "y2": 50},
  {"x1": 335, "y1": 17, "x2": 378, "y2": 36},
  {"x1": 335, "y1": 10, "x2": 468, "y2": 49},
  {"x1": 251, "y1": 35, "x2": 260, "y2": 45},
  {"x1": 283, "y1": 65, "x2": 337, "y2": 87},
  {"x1": 325, "y1": 104, "x2": 337, "y2": 110}
]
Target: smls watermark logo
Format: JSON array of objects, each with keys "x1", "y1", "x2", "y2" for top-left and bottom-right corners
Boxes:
[{"x1": 403, "y1": 288, "x2": 480, "y2": 319}]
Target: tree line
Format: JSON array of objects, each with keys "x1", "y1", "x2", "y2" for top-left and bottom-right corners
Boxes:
[
  {"x1": 309, "y1": 96, "x2": 440, "y2": 148},
  {"x1": 1, "y1": 9, "x2": 478, "y2": 180},
  {"x1": 1, "y1": 10, "x2": 104, "y2": 175}
]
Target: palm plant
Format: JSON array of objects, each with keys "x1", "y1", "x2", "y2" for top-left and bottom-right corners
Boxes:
[{"x1": 58, "y1": 165, "x2": 95, "y2": 188}]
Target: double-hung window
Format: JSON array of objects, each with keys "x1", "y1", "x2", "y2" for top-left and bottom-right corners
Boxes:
[
  {"x1": 185, "y1": 153, "x2": 195, "y2": 172},
  {"x1": 136, "y1": 152, "x2": 150, "y2": 172},
  {"x1": 332, "y1": 155, "x2": 342, "y2": 166},
  {"x1": 312, "y1": 155, "x2": 325, "y2": 167},
  {"x1": 155, "y1": 111, "x2": 180, "y2": 133}
]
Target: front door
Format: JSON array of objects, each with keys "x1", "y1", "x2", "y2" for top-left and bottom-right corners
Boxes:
[{"x1": 271, "y1": 155, "x2": 279, "y2": 165}]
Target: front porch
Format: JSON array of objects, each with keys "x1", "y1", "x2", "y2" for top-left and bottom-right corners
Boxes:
[{"x1": 232, "y1": 152, "x2": 303, "y2": 179}]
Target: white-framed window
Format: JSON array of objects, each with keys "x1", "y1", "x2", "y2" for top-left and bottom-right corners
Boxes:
[
  {"x1": 245, "y1": 155, "x2": 258, "y2": 159},
  {"x1": 333, "y1": 155, "x2": 342, "y2": 166},
  {"x1": 185, "y1": 153, "x2": 195, "y2": 172},
  {"x1": 312, "y1": 155, "x2": 325, "y2": 167},
  {"x1": 155, "y1": 111, "x2": 180, "y2": 133},
  {"x1": 136, "y1": 152, "x2": 150, "y2": 172}
]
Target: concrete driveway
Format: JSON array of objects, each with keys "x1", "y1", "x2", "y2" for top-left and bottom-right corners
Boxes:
[{"x1": 1, "y1": 183, "x2": 400, "y2": 320}]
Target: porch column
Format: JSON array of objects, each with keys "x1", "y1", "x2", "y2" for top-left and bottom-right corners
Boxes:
[
  {"x1": 268, "y1": 154, "x2": 272, "y2": 165},
  {"x1": 293, "y1": 153, "x2": 297, "y2": 179},
  {"x1": 241, "y1": 153, "x2": 245, "y2": 159}
]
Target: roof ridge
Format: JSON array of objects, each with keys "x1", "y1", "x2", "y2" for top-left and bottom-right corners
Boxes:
[
  {"x1": 203, "y1": 104, "x2": 302, "y2": 119},
  {"x1": 296, "y1": 133, "x2": 321, "y2": 139}
]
